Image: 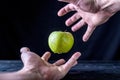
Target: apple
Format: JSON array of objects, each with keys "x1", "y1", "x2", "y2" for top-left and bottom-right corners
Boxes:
[{"x1": 48, "y1": 31, "x2": 74, "y2": 54}]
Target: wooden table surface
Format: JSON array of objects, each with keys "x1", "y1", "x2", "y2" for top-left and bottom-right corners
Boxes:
[{"x1": 0, "y1": 60, "x2": 120, "y2": 80}]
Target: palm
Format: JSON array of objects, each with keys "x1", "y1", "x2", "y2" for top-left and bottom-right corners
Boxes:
[
  {"x1": 58, "y1": 2, "x2": 115, "y2": 41},
  {"x1": 20, "y1": 47, "x2": 80, "y2": 80},
  {"x1": 77, "y1": 6, "x2": 113, "y2": 39},
  {"x1": 78, "y1": 9, "x2": 111, "y2": 27}
]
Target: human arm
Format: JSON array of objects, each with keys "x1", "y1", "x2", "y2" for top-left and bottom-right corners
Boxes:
[
  {"x1": 0, "y1": 70, "x2": 40, "y2": 80},
  {"x1": 58, "y1": 0, "x2": 120, "y2": 42},
  {"x1": 0, "y1": 47, "x2": 81, "y2": 80}
]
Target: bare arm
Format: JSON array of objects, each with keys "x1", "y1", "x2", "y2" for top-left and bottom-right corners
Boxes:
[
  {"x1": 0, "y1": 47, "x2": 81, "y2": 80},
  {"x1": 0, "y1": 66, "x2": 42, "y2": 80},
  {"x1": 0, "y1": 71, "x2": 32, "y2": 80}
]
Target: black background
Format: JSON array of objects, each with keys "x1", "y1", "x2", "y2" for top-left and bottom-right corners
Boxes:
[{"x1": 0, "y1": 0, "x2": 120, "y2": 60}]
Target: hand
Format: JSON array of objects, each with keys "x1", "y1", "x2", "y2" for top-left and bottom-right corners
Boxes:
[
  {"x1": 20, "y1": 47, "x2": 81, "y2": 80},
  {"x1": 58, "y1": 0, "x2": 120, "y2": 42}
]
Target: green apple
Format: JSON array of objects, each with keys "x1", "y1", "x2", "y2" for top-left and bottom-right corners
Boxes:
[{"x1": 48, "y1": 31, "x2": 74, "y2": 54}]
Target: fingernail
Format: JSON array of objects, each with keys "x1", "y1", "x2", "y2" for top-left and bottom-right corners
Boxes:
[
  {"x1": 83, "y1": 37, "x2": 88, "y2": 42},
  {"x1": 71, "y1": 28, "x2": 76, "y2": 32},
  {"x1": 75, "y1": 52, "x2": 81, "y2": 59},
  {"x1": 20, "y1": 47, "x2": 30, "y2": 53},
  {"x1": 83, "y1": 39, "x2": 87, "y2": 42}
]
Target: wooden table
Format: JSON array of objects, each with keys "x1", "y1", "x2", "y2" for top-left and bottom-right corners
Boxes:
[{"x1": 0, "y1": 60, "x2": 120, "y2": 80}]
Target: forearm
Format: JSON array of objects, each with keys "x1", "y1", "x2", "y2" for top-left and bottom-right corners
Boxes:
[
  {"x1": 0, "y1": 71, "x2": 24, "y2": 80},
  {"x1": 0, "y1": 71, "x2": 31, "y2": 80},
  {"x1": 0, "y1": 69, "x2": 42, "y2": 80}
]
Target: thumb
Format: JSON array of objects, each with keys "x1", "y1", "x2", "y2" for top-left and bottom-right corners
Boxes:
[
  {"x1": 20, "y1": 47, "x2": 34, "y2": 66},
  {"x1": 20, "y1": 47, "x2": 42, "y2": 67}
]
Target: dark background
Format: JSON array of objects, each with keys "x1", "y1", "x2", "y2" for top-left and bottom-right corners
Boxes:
[{"x1": 0, "y1": 0, "x2": 120, "y2": 60}]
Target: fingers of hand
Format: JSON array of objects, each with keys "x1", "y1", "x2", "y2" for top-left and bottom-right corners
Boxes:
[
  {"x1": 83, "y1": 26, "x2": 96, "y2": 42},
  {"x1": 53, "y1": 59, "x2": 66, "y2": 66},
  {"x1": 65, "y1": 12, "x2": 81, "y2": 26},
  {"x1": 58, "y1": 4, "x2": 76, "y2": 16},
  {"x1": 72, "y1": 61, "x2": 78, "y2": 66},
  {"x1": 63, "y1": 52, "x2": 81, "y2": 71},
  {"x1": 41, "y1": 52, "x2": 51, "y2": 61},
  {"x1": 71, "y1": 19, "x2": 86, "y2": 32}
]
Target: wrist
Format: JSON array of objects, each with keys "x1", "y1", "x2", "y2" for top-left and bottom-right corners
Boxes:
[
  {"x1": 17, "y1": 67, "x2": 43, "y2": 80},
  {"x1": 0, "y1": 69, "x2": 42, "y2": 80}
]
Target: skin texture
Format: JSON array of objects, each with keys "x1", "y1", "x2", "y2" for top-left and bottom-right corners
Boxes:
[
  {"x1": 58, "y1": 0, "x2": 120, "y2": 42},
  {"x1": 0, "y1": 47, "x2": 81, "y2": 80}
]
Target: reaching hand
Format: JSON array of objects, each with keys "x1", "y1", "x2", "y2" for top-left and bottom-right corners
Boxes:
[
  {"x1": 20, "y1": 47, "x2": 81, "y2": 80},
  {"x1": 58, "y1": 0, "x2": 120, "y2": 41}
]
